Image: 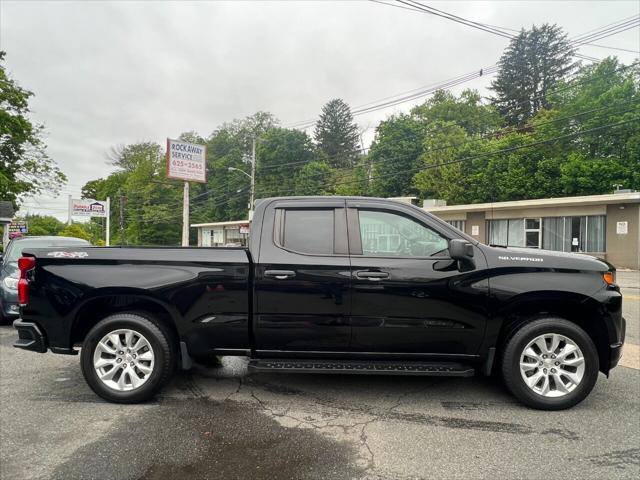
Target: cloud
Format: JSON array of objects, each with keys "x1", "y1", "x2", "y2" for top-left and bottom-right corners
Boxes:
[{"x1": 3, "y1": 0, "x2": 638, "y2": 219}]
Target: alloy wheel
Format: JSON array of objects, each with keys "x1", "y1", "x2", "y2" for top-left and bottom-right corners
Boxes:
[
  {"x1": 519, "y1": 333, "x2": 585, "y2": 397},
  {"x1": 93, "y1": 328, "x2": 155, "y2": 391}
]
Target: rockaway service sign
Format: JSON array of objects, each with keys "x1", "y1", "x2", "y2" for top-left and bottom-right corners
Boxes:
[{"x1": 166, "y1": 139, "x2": 207, "y2": 183}]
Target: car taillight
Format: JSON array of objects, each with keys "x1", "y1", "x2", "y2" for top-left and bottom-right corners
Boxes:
[{"x1": 18, "y1": 256, "x2": 36, "y2": 306}]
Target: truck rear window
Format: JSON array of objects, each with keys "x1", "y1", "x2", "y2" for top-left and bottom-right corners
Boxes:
[{"x1": 282, "y1": 209, "x2": 334, "y2": 255}]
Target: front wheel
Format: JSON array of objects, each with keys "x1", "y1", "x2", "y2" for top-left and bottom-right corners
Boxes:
[
  {"x1": 80, "y1": 313, "x2": 176, "y2": 403},
  {"x1": 501, "y1": 317, "x2": 599, "y2": 410}
]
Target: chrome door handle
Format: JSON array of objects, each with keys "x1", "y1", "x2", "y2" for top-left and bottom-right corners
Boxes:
[
  {"x1": 264, "y1": 270, "x2": 296, "y2": 280},
  {"x1": 355, "y1": 271, "x2": 389, "y2": 281}
]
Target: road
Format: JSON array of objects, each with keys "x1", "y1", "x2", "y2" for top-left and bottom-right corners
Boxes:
[{"x1": 0, "y1": 274, "x2": 638, "y2": 480}]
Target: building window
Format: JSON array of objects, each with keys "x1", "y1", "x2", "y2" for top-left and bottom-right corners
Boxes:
[
  {"x1": 446, "y1": 220, "x2": 466, "y2": 232},
  {"x1": 525, "y1": 218, "x2": 542, "y2": 248},
  {"x1": 489, "y1": 215, "x2": 607, "y2": 253},
  {"x1": 225, "y1": 227, "x2": 244, "y2": 246},
  {"x1": 542, "y1": 215, "x2": 606, "y2": 253},
  {"x1": 487, "y1": 219, "x2": 524, "y2": 247},
  {"x1": 586, "y1": 215, "x2": 606, "y2": 252},
  {"x1": 212, "y1": 228, "x2": 224, "y2": 246},
  {"x1": 542, "y1": 217, "x2": 569, "y2": 251},
  {"x1": 201, "y1": 229, "x2": 212, "y2": 247}
]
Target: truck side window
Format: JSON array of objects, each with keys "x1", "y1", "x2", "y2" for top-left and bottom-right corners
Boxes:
[
  {"x1": 358, "y1": 210, "x2": 448, "y2": 257},
  {"x1": 282, "y1": 209, "x2": 335, "y2": 255}
]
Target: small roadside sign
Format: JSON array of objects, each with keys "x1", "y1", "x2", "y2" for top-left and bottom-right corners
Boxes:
[
  {"x1": 9, "y1": 222, "x2": 28, "y2": 235},
  {"x1": 239, "y1": 224, "x2": 250, "y2": 235},
  {"x1": 71, "y1": 199, "x2": 108, "y2": 217}
]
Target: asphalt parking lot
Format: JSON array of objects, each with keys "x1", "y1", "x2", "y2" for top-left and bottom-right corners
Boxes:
[{"x1": 1, "y1": 272, "x2": 638, "y2": 480}]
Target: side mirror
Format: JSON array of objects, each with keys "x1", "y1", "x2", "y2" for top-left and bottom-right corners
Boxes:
[
  {"x1": 448, "y1": 239, "x2": 475, "y2": 271},
  {"x1": 449, "y1": 239, "x2": 474, "y2": 260}
]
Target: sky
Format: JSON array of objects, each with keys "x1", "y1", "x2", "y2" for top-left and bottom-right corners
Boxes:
[{"x1": 2, "y1": 0, "x2": 639, "y2": 220}]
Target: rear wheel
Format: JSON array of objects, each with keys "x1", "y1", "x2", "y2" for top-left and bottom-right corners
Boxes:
[
  {"x1": 501, "y1": 317, "x2": 599, "y2": 410},
  {"x1": 80, "y1": 313, "x2": 176, "y2": 403}
]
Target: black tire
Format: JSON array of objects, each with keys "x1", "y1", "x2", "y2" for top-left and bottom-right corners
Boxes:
[
  {"x1": 501, "y1": 317, "x2": 599, "y2": 410},
  {"x1": 80, "y1": 312, "x2": 176, "y2": 403}
]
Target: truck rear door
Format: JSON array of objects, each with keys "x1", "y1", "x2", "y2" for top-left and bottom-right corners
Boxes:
[{"x1": 253, "y1": 198, "x2": 351, "y2": 354}]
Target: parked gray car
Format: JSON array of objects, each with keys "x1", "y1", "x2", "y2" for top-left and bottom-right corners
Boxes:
[{"x1": 0, "y1": 236, "x2": 90, "y2": 323}]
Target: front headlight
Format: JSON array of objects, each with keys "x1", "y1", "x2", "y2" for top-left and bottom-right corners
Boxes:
[{"x1": 3, "y1": 277, "x2": 19, "y2": 290}]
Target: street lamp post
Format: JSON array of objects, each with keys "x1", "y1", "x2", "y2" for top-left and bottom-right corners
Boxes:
[{"x1": 228, "y1": 137, "x2": 256, "y2": 220}]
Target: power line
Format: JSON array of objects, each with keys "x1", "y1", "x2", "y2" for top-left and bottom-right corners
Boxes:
[
  {"x1": 377, "y1": 1, "x2": 639, "y2": 52},
  {"x1": 132, "y1": 71, "x2": 631, "y2": 210},
  {"x1": 127, "y1": 76, "x2": 639, "y2": 217},
  {"x1": 392, "y1": 2, "x2": 638, "y2": 62},
  {"x1": 111, "y1": 110, "x2": 640, "y2": 228},
  {"x1": 286, "y1": 14, "x2": 637, "y2": 130},
  {"x1": 586, "y1": 44, "x2": 639, "y2": 54},
  {"x1": 255, "y1": 117, "x2": 639, "y2": 198},
  {"x1": 255, "y1": 100, "x2": 640, "y2": 193},
  {"x1": 137, "y1": 187, "x2": 251, "y2": 226},
  {"x1": 267, "y1": 61, "x2": 639, "y2": 172},
  {"x1": 396, "y1": 0, "x2": 513, "y2": 38}
]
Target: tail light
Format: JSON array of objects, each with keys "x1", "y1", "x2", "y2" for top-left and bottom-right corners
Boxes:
[{"x1": 18, "y1": 256, "x2": 36, "y2": 306}]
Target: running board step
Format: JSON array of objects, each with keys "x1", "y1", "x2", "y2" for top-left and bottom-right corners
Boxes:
[{"x1": 248, "y1": 359, "x2": 475, "y2": 377}]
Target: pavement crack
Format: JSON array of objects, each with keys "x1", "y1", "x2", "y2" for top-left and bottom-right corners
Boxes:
[
  {"x1": 359, "y1": 419, "x2": 377, "y2": 472},
  {"x1": 250, "y1": 390, "x2": 323, "y2": 429},
  {"x1": 224, "y1": 378, "x2": 244, "y2": 402}
]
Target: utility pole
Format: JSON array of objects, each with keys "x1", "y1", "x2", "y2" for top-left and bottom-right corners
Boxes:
[
  {"x1": 119, "y1": 191, "x2": 125, "y2": 245},
  {"x1": 249, "y1": 137, "x2": 256, "y2": 220},
  {"x1": 182, "y1": 181, "x2": 190, "y2": 246},
  {"x1": 67, "y1": 194, "x2": 73, "y2": 225}
]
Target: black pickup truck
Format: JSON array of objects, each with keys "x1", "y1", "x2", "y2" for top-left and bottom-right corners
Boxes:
[{"x1": 14, "y1": 196, "x2": 625, "y2": 410}]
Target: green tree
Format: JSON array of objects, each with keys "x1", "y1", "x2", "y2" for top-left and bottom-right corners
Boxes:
[
  {"x1": 411, "y1": 89, "x2": 502, "y2": 136},
  {"x1": 491, "y1": 24, "x2": 576, "y2": 126},
  {"x1": 23, "y1": 214, "x2": 64, "y2": 236},
  {"x1": 314, "y1": 99, "x2": 360, "y2": 168},
  {"x1": 368, "y1": 114, "x2": 424, "y2": 198},
  {"x1": 82, "y1": 143, "x2": 182, "y2": 246},
  {"x1": 294, "y1": 161, "x2": 336, "y2": 195},
  {"x1": 549, "y1": 58, "x2": 640, "y2": 194},
  {"x1": 0, "y1": 51, "x2": 66, "y2": 205},
  {"x1": 58, "y1": 223, "x2": 92, "y2": 241},
  {"x1": 369, "y1": 89, "x2": 500, "y2": 200},
  {"x1": 413, "y1": 121, "x2": 472, "y2": 203},
  {"x1": 190, "y1": 112, "x2": 280, "y2": 227},
  {"x1": 256, "y1": 128, "x2": 319, "y2": 198}
]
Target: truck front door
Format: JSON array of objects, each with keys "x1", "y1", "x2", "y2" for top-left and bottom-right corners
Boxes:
[
  {"x1": 346, "y1": 200, "x2": 489, "y2": 356},
  {"x1": 253, "y1": 199, "x2": 351, "y2": 354}
]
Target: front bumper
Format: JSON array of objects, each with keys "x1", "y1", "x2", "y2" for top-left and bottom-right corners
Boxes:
[
  {"x1": 13, "y1": 319, "x2": 47, "y2": 353},
  {"x1": 608, "y1": 316, "x2": 626, "y2": 371}
]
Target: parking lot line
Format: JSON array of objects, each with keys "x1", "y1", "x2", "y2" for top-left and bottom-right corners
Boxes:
[
  {"x1": 620, "y1": 343, "x2": 640, "y2": 370},
  {"x1": 623, "y1": 294, "x2": 640, "y2": 301}
]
